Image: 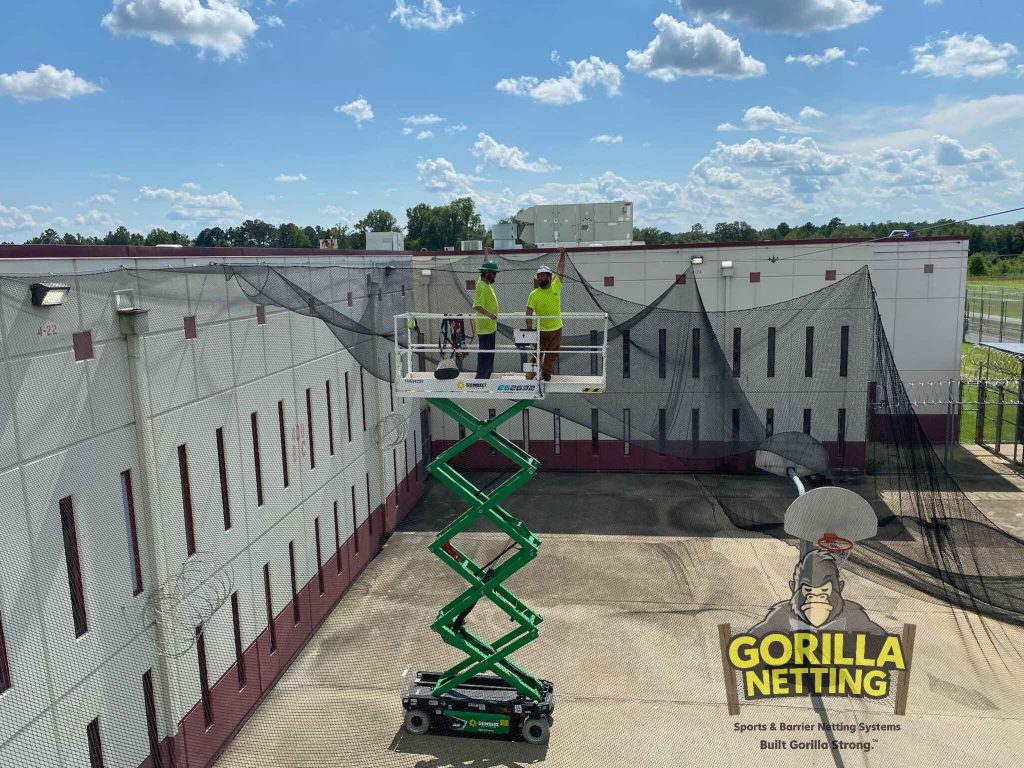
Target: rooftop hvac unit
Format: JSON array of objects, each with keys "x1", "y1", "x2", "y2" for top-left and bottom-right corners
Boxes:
[{"x1": 460, "y1": 240, "x2": 484, "y2": 252}]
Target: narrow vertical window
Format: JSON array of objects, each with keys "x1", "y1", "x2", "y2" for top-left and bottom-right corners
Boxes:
[
  {"x1": 216, "y1": 428, "x2": 231, "y2": 530},
  {"x1": 414, "y1": 431, "x2": 420, "y2": 480},
  {"x1": 731, "y1": 408, "x2": 740, "y2": 442},
  {"x1": 278, "y1": 401, "x2": 289, "y2": 488},
  {"x1": 263, "y1": 564, "x2": 276, "y2": 652},
  {"x1": 488, "y1": 408, "x2": 497, "y2": 455},
  {"x1": 359, "y1": 367, "x2": 367, "y2": 432},
  {"x1": 231, "y1": 592, "x2": 246, "y2": 689},
  {"x1": 659, "y1": 409, "x2": 667, "y2": 456},
  {"x1": 691, "y1": 409, "x2": 700, "y2": 453},
  {"x1": 314, "y1": 519, "x2": 324, "y2": 595},
  {"x1": 196, "y1": 627, "x2": 213, "y2": 727},
  {"x1": 351, "y1": 486, "x2": 359, "y2": 554},
  {"x1": 305, "y1": 388, "x2": 316, "y2": 470},
  {"x1": 344, "y1": 372, "x2": 353, "y2": 443},
  {"x1": 388, "y1": 357, "x2": 395, "y2": 412},
  {"x1": 178, "y1": 446, "x2": 196, "y2": 557},
  {"x1": 288, "y1": 542, "x2": 300, "y2": 625},
  {"x1": 458, "y1": 423, "x2": 466, "y2": 441},
  {"x1": 839, "y1": 325, "x2": 850, "y2": 378},
  {"x1": 59, "y1": 496, "x2": 88, "y2": 637},
  {"x1": 393, "y1": 449, "x2": 400, "y2": 498},
  {"x1": 326, "y1": 380, "x2": 335, "y2": 455},
  {"x1": 805, "y1": 326, "x2": 814, "y2": 378},
  {"x1": 251, "y1": 412, "x2": 264, "y2": 506},
  {"x1": 0, "y1": 608, "x2": 11, "y2": 692},
  {"x1": 404, "y1": 442, "x2": 410, "y2": 492},
  {"x1": 365, "y1": 473, "x2": 372, "y2": 536},
  {"x1": 553, "y1": 409, "x2": 561, "y2": 455},
  {"x1": 333, "y1": 501, "x2": 342, "y2": 574},
  {"x1": 621, "y1": 329, "x2": 631, "y2": 379},
  {"x1": 658, "y1": 329, "x2": 667, "y2": 379},
  {"x1": 767, "y1": 327, "x2": 776, "y2": 379},
  {"x1": 522, "y1": 409, "x2": 530, "y2": 452},
  {"x1": 766, "y1": 408, "x2": 775, "y2": 438},
  {"x1": 591, "y1": 408, "x2": 599, "y2": 455},
  {"x1": 121, "y1": 470, "x2": 143, "y2": 595},
  {"x1": 803, "y1": 408, "x2": 812, "y2": 435},
  {"x1": 732, "y1": 328, "x2": 741, "y2": 378},
  {"x1": 143, "y1": 671, "x2": 161, "y2": 767},
  {"x1": 691, "y1": 328, "x2": 700, "y2": 378},
  {"x1": 87, "y1": 719, "x2": 106, "y2": 768},
  {"x1": 623, "y1": 408, "x2": 631, "y2": 456},
  {"x1": 837, "y1": 409, "x2": 847, "y2": 459}
]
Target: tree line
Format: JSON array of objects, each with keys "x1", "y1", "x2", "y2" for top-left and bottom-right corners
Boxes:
[{"x1": 18, "y1": 200, "x2": 1024, "y2": 258}]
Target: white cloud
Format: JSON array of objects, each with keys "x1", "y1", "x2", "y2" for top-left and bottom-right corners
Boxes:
[
  {"x1": 708, "y1": 137, "x2": 850, "y2": 176},
  {"x1": 496, "y1": 55, "x2": 622, "y2": 105},
  {"x1": 626, "y1": 15, "x2": 766, "y2": 81},
  {"x1": 101, "y1": 0, "x2": 259, "y2": 60},
  {"x1": 932, "y1": 135, "x2": 1001, "y2": 165},
  {"x1": 677, "y1": 0, "x2": 881, "y2": 33},
  {"x1": 910, "y1": 34, "x2": 1019, "y2": 78},
  {"x1": 274, "y1": 172, "x2": 307, "y2": 182},
  {"x1": 445, "y1": 123, "x2": 468, "y2": 133},
  {"x1": 550, "y1": 50, "x2": 561, "y2": 64},
  {"x1": 785, "y1": 47, "x2": 846, "y2": 67},
  {"x1": 416, "y1": 156, "x2": 482, "y2": 194},
  {"x1": 181, "y1": 181, "x2": 201, "y2": 190},
  {"x1": 402, "y1": 127, "x2": 413, "y2": 135},
  {"x1": 416, "y1": 130, "x2": 433, "y2": 140},
  {"x1": 265, "y1": 15, "x2": 284, "y2": 27},
  {"x1": 0, "y1": 64, "x2": 101, "y2": 102},
  {"x1": 716, "y1": 122, "x2": 738, "y2": 131},
  {"x1": 138, "y1": 184, "x2": 243, "y2": 221},
  {"x1": 319, "y1": 205, "x2": 357, "y2": 225},
  {"x1": 0, "y1": 203, "x2": 39, "y2": 231},
  {"x1": 335, "y1": 97, "x2": 373, "y2": 124},
  {"x1": 738, "y1": 105, "x2": 823, "y2": 133},
  {"x1": 472, "y1": 133, "x2": 559, "y2": 172},
  {"x1": 75, "y1": 194, "x2": 116, "y2": 207},
  {"x1": 401, "y1": 113, "x2": 445, "y2": 125},
  {"x1": 590, "y1": 134, "x2": 623, "y2": 144},
  {"x1": 390, "y1": 0, "x2": 463, "y2": 31}
]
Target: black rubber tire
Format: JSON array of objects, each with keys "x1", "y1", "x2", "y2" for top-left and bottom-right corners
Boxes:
[
  {"x1": 404, "y1": 709, "x2": 431, "y2": 735},
  {"x1": 522, "y1": 717, "x2": 550, "y2": 745}
]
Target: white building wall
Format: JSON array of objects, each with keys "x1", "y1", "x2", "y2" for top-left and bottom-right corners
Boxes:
[{"x1": 0, "y1": 252, "x2": 424, "y2": 768}]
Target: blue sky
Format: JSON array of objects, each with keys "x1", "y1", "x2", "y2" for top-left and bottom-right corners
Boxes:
[{"x1": 2, "y1": 0, "x2": 1023, "y2": 240}]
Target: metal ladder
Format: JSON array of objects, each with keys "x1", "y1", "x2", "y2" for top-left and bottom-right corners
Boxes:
[{"x1": 425, "y1": 397, "x2": 546, "y2": 701}]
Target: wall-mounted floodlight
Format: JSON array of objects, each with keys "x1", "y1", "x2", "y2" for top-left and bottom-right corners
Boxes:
[
  {"x1": 721, "y1": 260, "x2": 734, "y2": 269},
  {"x1": 690, "y1": 255, "x2": 704, "y2": 265},
  {"x1": 30, "y1": 282, "x2": 70, "y2": 307}
]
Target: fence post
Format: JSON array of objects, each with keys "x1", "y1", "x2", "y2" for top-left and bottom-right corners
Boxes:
[
  {"x1": 1019, "y1": 293, "x2": 1024, "y2": 343},
  {"x1": 979, "y1": 290, "x2": 985, "y2": 342},
  {"x1": 944, "y1": 378, "x2": 954, "y2": 467},
  {"x1": 999, "y1": 294, "x2": 1006, "y2": 342},
  {"x1": 1017, "y1": 378, "x2": 1024, "y2": 465},
  {"x1": 976, "y1": 380, "x2": 987, "y2": 444},
  {"x1": 995, "y1": 383, "x2": 1005, "y2": 452}
]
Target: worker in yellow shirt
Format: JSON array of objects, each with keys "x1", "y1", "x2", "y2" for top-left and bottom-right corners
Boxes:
[
  {"x1": 473, "y1": 257, "x2": 500, "y2": 379},
  {"x1": 525, "y1": 246, "x2": 567, "y2": 382}
]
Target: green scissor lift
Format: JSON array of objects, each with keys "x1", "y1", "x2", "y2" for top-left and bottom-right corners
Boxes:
[{"x1": 401, "y1": 398, "x2": 555, "y2": 745}]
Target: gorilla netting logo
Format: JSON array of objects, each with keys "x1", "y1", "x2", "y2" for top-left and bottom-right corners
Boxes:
[{"x1": 718, "y1": 551, "x2": 917, "y2": 715}]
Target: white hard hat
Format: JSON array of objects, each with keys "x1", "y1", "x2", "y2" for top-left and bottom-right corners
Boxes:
[{"x1": 536, "y1": 265, "x2": 553, "y2": 275}]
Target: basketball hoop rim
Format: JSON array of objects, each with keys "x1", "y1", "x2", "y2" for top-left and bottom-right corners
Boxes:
[{"x1": 816, "y1": 532, "x2": 854, "y2": 554}]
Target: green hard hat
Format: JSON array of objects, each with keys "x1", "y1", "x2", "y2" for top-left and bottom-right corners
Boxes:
[{"x1": 480, "y1": 260, "x2": 500, "y2": 272}]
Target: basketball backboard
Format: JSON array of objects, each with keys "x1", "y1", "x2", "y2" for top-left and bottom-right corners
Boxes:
[
  {"x1": 784, "y1": 487, "x2": 877, "y2": 545},
  {"x1": 755, "y1": 432, "x2": 830, "y2": 479}
]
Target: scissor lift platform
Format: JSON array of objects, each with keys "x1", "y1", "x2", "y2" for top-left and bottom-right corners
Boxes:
[
  {"x1": 398, "y1": 371, "x2": 606, "y2": 399},
  {"x1": 401, "y1": 671, "x2": 555, "y2": 744}
]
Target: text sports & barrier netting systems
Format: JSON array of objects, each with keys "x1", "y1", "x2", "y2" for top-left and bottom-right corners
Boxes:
[{"x1": 1, "y1": 251, "x2": 1023, "y2": 768}]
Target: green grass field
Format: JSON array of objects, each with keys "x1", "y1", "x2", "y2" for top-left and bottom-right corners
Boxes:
[{"x1": 968, "y1": 276, "x2": 1024, "y2": 291}]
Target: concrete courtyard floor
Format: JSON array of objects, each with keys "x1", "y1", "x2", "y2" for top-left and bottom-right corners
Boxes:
[{"x1": 215, "y1": 451, "x2": 1024, "y2": 768}]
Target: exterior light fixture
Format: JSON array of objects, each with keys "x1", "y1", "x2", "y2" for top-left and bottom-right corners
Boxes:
[
  {"x1": 30, "y1": 282, "x2": 70, "y2": 307},
  {"x1": 721, "y1": 260, "x2": 734, "y2": 269},
  {"x1": 691, "y1": 255, "x2": 704, "y2": 265}
]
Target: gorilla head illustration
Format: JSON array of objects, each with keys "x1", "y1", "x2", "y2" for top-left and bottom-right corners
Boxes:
[{"x1": 790, "y1": 551, "x2": 844, "y2": 627}]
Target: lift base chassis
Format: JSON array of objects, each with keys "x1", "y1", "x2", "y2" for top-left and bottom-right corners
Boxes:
[{"x1": 401, "y1": 672, "x2": 554, "y2": 742}]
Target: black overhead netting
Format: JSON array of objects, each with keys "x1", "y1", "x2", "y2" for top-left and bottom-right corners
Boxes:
[{"x1": 217, "y1": 253, "x2": 1024, "y2": 628}]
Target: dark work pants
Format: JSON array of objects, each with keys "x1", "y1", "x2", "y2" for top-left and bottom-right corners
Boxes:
[{"x1": 476, "y1": 333, "x2": 496, "y2": 379}]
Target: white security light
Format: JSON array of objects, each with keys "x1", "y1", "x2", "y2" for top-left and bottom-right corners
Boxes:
[
  {"x1": 30, "y1": 282, "x2": 70, "y2": 307},
  {"x1": 691, "y1": 255, "x2": 704, "y2": 265}
]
